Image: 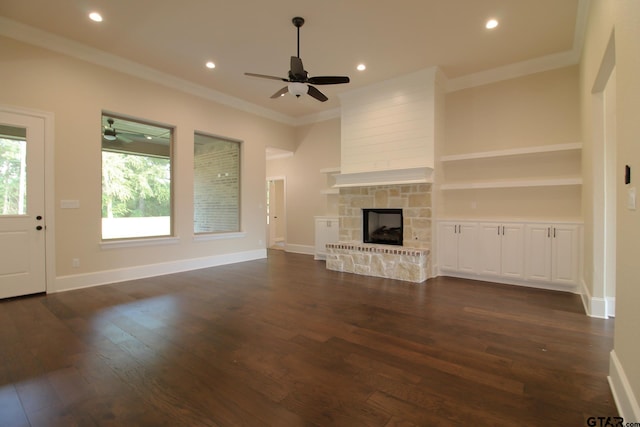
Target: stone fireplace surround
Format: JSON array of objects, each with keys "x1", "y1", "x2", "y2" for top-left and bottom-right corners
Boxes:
[{"x1": 325, "y1": 183, "x2": 432, "y2": 283}]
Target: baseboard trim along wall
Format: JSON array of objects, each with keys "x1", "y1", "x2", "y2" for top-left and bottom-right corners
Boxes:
[
  {"x1": 580, "y1": 279, "x2": 608, "y2": 319},
  {"x1": 284, "y1": 244, "x2": 315, "y2": 256},
  {"x1": 54, "y1": 249, "x2": 267, "y2": 293},
  {"x1": 608, "y1": 350, "x2": 640, "y2": 422},
  {"x1": 439, "y1": 271, "x2": 580, "y2": 294}
]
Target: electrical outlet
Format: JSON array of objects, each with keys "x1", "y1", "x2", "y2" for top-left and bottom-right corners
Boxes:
[{"x1": 72, "y1": 258, "x2": 80, "y2": 268}]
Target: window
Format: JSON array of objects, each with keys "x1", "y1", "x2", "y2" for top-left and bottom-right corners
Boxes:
[
  {"x1": 101, "y1": 114, "x2": 173, "y2": 240},
  {"x1": 0, "y1": 126, "x2": 27, "y2": 215},
  {"x1": 193, "y1": 133, "x2": 240, "y2": 234}
]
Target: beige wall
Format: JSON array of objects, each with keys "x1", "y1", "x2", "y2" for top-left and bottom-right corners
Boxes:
[
  {"x1": 613, "y1": 0, "x2": 640, "y2": 410},
  {"x1": 266, "y1": 118, "x2": 340, "y2": 250},
  {"x1": 581, "y1": 0, "x2": 640, "y2": 416},
  {"x1": 445, "y1": 66, "x2": 581, "y2": 154},
  {"x1": 441, "y1": 66, "x2": 582, "y2": 219},
  {"x1": 0, "y1": 36, "x2": 295, "y2": 282}
]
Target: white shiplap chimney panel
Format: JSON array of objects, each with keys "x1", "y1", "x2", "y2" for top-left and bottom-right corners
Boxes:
[{"x1": 339, "y1": 68, "x2": 438, "y2": 176}]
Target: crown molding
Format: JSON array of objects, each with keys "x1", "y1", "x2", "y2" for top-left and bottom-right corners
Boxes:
[
  {"x1": 445, "y1": 50, "x2": 579, "y2": 92},
  {"x1": 0, "y1": 17, "x2": 297, "y2": 126},
  {"x1": 294, "y1": 107, "x2": 341, "y2": 126},
  {"x1": 0, "y1": 0, "x2": 591, "y2": 125},
  {"x1": 446, "y1": 0, "x2": 590, "y2": 93}
]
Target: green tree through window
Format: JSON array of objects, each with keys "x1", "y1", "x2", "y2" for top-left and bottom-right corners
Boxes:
[
  {"x1": 101, "y1": 114, "x2": 173, "y2": 239},
  {"x1": 0, "y1": 134, "x2": 27, "y2": 216}
]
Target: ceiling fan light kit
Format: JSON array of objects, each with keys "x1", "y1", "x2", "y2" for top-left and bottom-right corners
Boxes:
[
  {"x1": 288, "y1": 82, "x2": 308, "y2": 97},
  {"x1": 244, "y1": 16, "x2": 350, "y2": 102}
]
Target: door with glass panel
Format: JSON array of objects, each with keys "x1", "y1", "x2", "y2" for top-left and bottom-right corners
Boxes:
[{"x1": 0, "y1": 111, "x2": 46, "y2": 299}]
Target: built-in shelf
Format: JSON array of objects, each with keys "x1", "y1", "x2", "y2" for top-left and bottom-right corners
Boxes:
[
  {"x1": 440, "y1": 177, "x2": 582, "y2": 190},
  {"x1": 440, "y1": 142, "x2": 582, "y2": 162},
  {"x1": 321, "y1": 189, "x2": 340, "y2": 195},
  {"x1": 320, "y1": 167, "x2": 341, "y2": 195},
  {"x1": 320, "y1": 167, "x2": 341, "y2": 174}
]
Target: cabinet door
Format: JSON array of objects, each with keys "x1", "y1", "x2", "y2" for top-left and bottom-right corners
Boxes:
[
  {"x1": 477, "y1": 223, "x2": 501, "y2": 276},
  {"x1": 501, "y1": 224, "x2": 524, "y2": 278},
  {"x1": 457, "y1": 223, "x2": 478, "y2": 273},
  {"x1": 314, "y1": 218, "x2": 339, "y2": 260},
  {"x1": 524, "y1": 224, "x2": 552, "y2": 282},
  {"x1": 551, "y1": 225, "x2": 579, "y2": 285},
  {"x1": 438, "y1": 222, "x2": 459, "y2": 271}
]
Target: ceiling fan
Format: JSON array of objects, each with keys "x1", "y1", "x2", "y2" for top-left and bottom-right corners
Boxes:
[
  {"x1": 103, "y1": 118, "x2": 143, "y2": 143},
  {"x1": 244, "y1": 17, "x2": 350, "y2": 102}
]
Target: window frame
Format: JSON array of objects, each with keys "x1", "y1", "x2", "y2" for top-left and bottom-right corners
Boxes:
[
  {"x1": 193, "y1": 131, "x2": 242, "y2": 236},
  {"x1": 100, "y1": 112, "x2": 175, "y2": 242}
]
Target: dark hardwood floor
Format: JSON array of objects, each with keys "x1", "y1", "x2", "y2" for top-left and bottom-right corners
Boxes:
[{"x1": 0, "y1": 250, "x2": 617, "y2": 426}]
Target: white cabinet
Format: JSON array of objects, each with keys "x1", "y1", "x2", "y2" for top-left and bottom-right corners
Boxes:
[
  {"x1": 314, "y1": 216, "x2": 339, "y2": 260},
  {"x1": 525, "y1": 224, "x2": 580, "y2": 286},
  {"x1": 439, "y1": 222, "x2": 477, "y2": 273},
  {"x1": 438, "y1": 219, "x2": 581, "y2": 291},
  {"x1": 477, "y1": 223, "x2": 524, "y2": 279}
]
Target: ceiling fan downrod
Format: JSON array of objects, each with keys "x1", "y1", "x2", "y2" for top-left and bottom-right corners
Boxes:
[{"x1": 292, "y1": 17, "x2": 304, "y2": 58}]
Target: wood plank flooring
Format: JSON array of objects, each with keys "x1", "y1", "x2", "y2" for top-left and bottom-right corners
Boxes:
[{"x1": 0, "y1": 250, "x2": 617, "y2": 426}]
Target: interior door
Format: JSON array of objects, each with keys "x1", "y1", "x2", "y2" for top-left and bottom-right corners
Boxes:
[
  {"x1": 267, "y1": 180, "x2": 277, "y2": 247},
  {"x1": 0, "y1": 111, "x2": 46, "y2": 299},
  {"x1": 266, "y1": 178, "x2": 285, "y2": 249}
]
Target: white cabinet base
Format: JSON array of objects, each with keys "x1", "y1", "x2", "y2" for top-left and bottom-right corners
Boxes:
[
  {"x1": 314, "y1": 216, "x2": 339, "y2": 260},
  {"x1": 437, "y1": 219, "x2": 582, "y2": 294}
]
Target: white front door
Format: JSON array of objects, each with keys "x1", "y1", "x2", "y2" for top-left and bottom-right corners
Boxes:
[{"x1": 0, "y1": 111, "x2": 46, "y2": 299}]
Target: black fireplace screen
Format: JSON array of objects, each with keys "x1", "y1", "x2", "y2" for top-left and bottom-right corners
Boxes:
[{"x1": 363, "y1": 208, "x2": 403, "y2": 246}]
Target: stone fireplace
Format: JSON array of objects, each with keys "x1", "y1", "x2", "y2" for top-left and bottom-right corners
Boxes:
[
  {"x1": 324, "y1": 67, "x2": 443, "y2": 284},
  {"x1": 325, "y1": 184, "x2": 432, "y2": 283}
]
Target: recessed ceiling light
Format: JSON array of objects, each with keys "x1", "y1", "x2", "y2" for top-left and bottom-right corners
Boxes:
[
  {"x1": 89, "y1": 12, "x2": 103, "y2": 22},
  {"x1": 205, "y1": 61, "x2": 216, "y2": 69},
  {"x1": 486, "y1": 19, "x2": 498, "y2": 29},
  {"x1": 357, "y1": 64, "x2": 366, "y2": 71}
]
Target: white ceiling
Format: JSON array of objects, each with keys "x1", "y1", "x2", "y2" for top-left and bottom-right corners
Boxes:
[{"x1": 0, "y1": 0, "x2": 584, "y2": 121}]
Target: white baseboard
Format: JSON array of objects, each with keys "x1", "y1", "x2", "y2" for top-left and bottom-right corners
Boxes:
[
  {"x1": 609, "y1": 350, "x2": 640, "y2": 422},
  {"x1": 580, "y1": 279, "x2": 608, "y2": 318},
  {"x1": 54, "y1": 249, "x2": 267, "y2": 293},
  {"x1": 606, "y1": 297, "x2": 616, "y2": 317},
  {"x1": 285, "y1": 244, "x2": 315, "y2": 256},
  {"x1": 437, "y1": 271, "x2": 579, "y2": 294}
]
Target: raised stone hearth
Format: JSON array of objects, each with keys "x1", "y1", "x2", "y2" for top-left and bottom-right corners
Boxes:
[
  {"x1": 327, "y1": 183, "x2": 432, "y2": 282},
  {"x1": 325, "y1": 243, "x2": 430, "y2": 283}
]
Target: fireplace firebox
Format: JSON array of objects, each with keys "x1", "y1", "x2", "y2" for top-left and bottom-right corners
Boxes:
[{"x1": 363, "y1": 208, "x2": 403, "y2": 246}]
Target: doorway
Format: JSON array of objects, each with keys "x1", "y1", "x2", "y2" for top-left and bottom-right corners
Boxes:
[
  {"x1": 591, "y1": 32, "x2": 617, "y2": 318},
  {"x1": 0, "y1": 107, "x2": 48, "y2": 299},
  {"x1": 266, "y1": 177, "x2": 286, "y2": 250}
]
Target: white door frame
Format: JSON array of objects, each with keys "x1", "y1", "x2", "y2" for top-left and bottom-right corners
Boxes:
[
  {"x1": 0, "y1": 104, "x2": 56, "y2": 293},
  {"x1": 589, "y1": 32, "x2": 616, "y2": 318},
  {"x1": 266, "y1": 175, "x2": 286, "y2": 249}
]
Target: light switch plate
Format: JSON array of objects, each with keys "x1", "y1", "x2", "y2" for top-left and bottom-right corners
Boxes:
[
  {"x1": 60, "y1": 199, "x2": 80, "y2": 209},
  {"x1": 627, "y1": 187, "x2": 636, "y2": 210}
]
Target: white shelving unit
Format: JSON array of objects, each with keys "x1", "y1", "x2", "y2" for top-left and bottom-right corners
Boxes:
[
  {"x1": 440, "y1": 142, "x2": 582, "y2": 162},
  {"x1": 320, "y1": 167, "x2": 340, "y2": 195},
  {"x1": 439, "y1": 143, "x2": 582, "y2": 190},
  {"x1": 440, "y1": 177, "x2": 582, "y2": 190}
]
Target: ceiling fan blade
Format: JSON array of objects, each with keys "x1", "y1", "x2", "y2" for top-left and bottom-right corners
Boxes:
[
  {"x1": 290, "y1": 56, "x2": 306, "y2": 80},
  {"x1": 307, "y1": 76, "x2": 350, "y2": 85},
  {"x1": 307, "y1": 85, "x2": 328, "y2": 102},
  {"x1": 117, "y1": 134, "x2": 134, "y2": 143},
  {"x1": 245, "y1": 72, "x2": 288, "y2": 82},
  {"x1": 270, "y1": 86, "x2": 289, "y2": 99}
]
